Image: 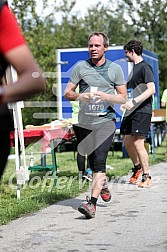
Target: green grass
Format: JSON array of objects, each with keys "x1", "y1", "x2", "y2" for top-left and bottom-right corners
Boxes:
[{"x1": 0, "y1": 138, "x2": 167, "y2": 225}]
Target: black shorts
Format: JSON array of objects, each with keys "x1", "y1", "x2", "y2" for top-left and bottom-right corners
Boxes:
[{"x1": 120, "y1": 112, "x2": 151, "y2": 137}]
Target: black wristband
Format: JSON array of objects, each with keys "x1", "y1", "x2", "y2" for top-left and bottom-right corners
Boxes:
[{"x1": 132, "y1": 99, "x2": 137, "y2": 105}]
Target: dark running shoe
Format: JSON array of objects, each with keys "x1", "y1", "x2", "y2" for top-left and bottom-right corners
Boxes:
[
  {"x1": 100, "y1": 183, "x2": 111, "y2": 202},
  {"x1": 78, "y1": 196, "x2": 96, "y2": 219}
]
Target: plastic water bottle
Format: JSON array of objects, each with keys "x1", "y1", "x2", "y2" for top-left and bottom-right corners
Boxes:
[{"x1": 29, "y1": 152, "x2": 34, "y2": 167}]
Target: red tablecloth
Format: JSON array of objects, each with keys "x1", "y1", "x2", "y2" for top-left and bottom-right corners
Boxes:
[{"x1": 10, "y1": 127, "x2": 75, "y2": 149}]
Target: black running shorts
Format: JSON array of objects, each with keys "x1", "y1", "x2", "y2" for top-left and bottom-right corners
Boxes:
[{"x1": 120, "y1": 112, "x2": 152, "y2": 137}]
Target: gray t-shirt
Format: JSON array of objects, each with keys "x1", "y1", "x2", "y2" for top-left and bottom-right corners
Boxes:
[{"x1": 69, "y1": 58, "x2": 124, "y2": 125}]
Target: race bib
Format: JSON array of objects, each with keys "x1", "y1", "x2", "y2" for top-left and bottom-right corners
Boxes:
[{"x1": 83, "y1": 99, "x2": 109, "y2": 116}]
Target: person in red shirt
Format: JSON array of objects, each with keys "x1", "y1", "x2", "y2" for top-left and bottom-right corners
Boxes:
[{"x1": 0, "y1": 0, "x2": 46, "y2": 179}]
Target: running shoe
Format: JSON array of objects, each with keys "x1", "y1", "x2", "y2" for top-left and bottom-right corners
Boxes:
[
  {"x1": 85, "y1": 168, "x2": 92, "y2": 175},
  {"x1": 100, "y1": 183, "x2": 111, "y2": 202},
  {"x1": 82, "y1": 168, "x2": 93, "y2": 181},
  {"x1": 138, "y1": 174, "x2": 152, "y2": 188},
  {"x1": 78, "y1": 196, "x2": 96, "y2": 218},
  {"x1": 82, "y1": 172, "x2": 93, "y2": 181},
  {"x1": 129, "y1": 168, "x2": 142, "y2": 183}
]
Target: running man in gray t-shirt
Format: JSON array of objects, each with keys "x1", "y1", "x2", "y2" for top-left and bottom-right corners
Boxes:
[{"x1": 64, "y1": 32, "x2": 126, "y2": 219}]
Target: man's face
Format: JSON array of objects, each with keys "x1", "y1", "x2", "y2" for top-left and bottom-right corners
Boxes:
[
  {"x1": 125, "y1": 50, "x2": 134, "y2": 62},
  {"x1": 88, "y1": 35, "x2": 107, "y2": 61}
]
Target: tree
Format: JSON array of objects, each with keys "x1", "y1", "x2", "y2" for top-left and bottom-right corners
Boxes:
[
  {"x1": 118, "y1": 0, "x2": 167, "y2": 93},
  {"x1": 11, "y1": 0, "x2": 60, "y2": 125},
  {"x1": 11, "y1": 0, "x2": 166, "y2": 125},
  {"x1": 82, "y1": 1, "x2": 135, "y2": 45},
  {"x1": 9, "y1": 0, "x2": 136, "y2": 125}
]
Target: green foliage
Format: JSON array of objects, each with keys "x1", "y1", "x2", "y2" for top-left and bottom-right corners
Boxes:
[
  {"x1": 119, "y1": 0, "x2": 167, "y2": 93},
  {"x1": 84, "y1": 2, "x2": 135, "y2": 45}
]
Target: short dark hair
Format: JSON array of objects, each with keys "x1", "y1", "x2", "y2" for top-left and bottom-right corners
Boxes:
[
  {"x1": 124, "y1": 40, "x2": 143, "y2": 55},
  {"x1": 88, "y1": 32, "x2": 109, "y2": 47}
]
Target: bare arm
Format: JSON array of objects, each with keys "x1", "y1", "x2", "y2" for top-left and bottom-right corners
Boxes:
[
  {"x1": 64, "y1": 82, "x2": 79, "y2": 101},
  {"x1": 161, "y1": 89, "x2": 167, "y2": 107},
  {"x1": 122, "y1": 82, "x2": 155, "y2": 110},
  {"x1": 64, "y1": 82, "x2": 92, "y2": 102},
  {"x1": 133, "y1": 82, "x2": 155, "y2": 104},
  {"x1": 1, "y1": 45, "x2": 46, "y2": 104},
  {"x1": 161, "y1": 101, "x2": 166, "y2": 107}
]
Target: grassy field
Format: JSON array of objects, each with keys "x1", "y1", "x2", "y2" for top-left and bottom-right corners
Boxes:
[{"x1": 0, "y1": 138, "x2": 167, "y2": 225}]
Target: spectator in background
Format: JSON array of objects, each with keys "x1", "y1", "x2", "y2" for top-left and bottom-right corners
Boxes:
[
  {"x1": 120, "y1": 39, "x2": 155, "y2": 188},
  {"x1": 0, "y1": 0, "x2": 46, "y2": 179},
  {"x1": 70, "y1": 92, "x2": 93, "y2": 181},
  {"x1": 161, "y1": 88, "x2": 167, "y2": 155},
  {"x1": 161, "y1": 89, "x2": 167, "y2": 121}
]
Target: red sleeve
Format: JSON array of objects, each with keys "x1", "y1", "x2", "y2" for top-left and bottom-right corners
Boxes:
[{"x1": 0, "y1": 5, "x2": 26, "y2": 54}]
